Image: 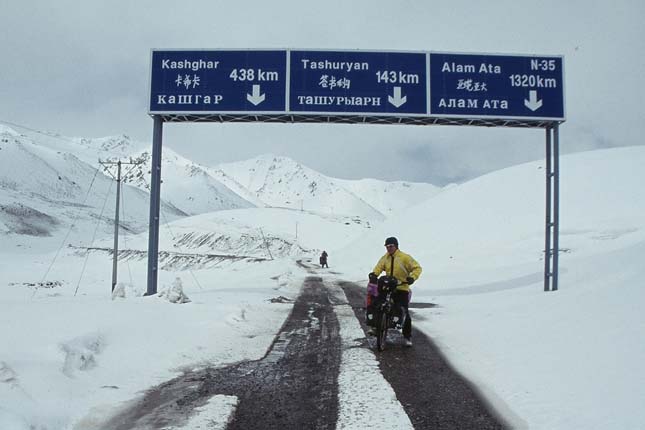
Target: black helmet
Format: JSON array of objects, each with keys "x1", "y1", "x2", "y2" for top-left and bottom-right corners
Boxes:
[{"x1": 384, "y1": 237, "x2": 398, "y2": 247}]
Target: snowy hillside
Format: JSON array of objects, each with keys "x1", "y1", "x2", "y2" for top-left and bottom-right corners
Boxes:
[
  {"x1": 0, "y1": 129, "x2": 185, "y2": 253},
  {"x1": 215, "y1": 154, "x2": 440, "y2": 219},
  {"x1": 117, "y1": 147, "x2": 257, "y2": 216},
  {"x1": 338, "y1": 145, "x2": 645, "y2": 275},
  {"x1": 95, "y1": 207, "x2": 375, "y2": 270},
  {"x1": 6, "y1": 129, "x2": 147, "y2": 167},
  {"x1": 0, "y1": 128, "x2": 257, "y2": 218},
  {"x1": 1, "y1": 127, "x2": 441, "y2": 227},
  {"x1": 334, "y1": 145, "x2": 645, "y2": 430},
  {"x1": 0, "y1": 124, "x2": 446, "y2": 272},
  {"x1": 337, "y1": 177, "x2": 441, "y2": 217}
]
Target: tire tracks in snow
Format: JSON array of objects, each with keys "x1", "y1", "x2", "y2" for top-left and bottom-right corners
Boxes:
[
  {"x1": 96, "y1": 273, "x2": 507, "y2": 429},
  {"x1": 97, "y1": 276, "x2": 341, "y2": 430}
]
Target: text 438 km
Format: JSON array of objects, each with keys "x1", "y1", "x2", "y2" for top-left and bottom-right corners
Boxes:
[{"x1": 229, "y1": 69, "x2": 279, "y2": 82}]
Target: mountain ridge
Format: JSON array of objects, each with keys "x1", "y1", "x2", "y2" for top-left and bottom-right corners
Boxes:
[
  {"x1": 1, "y1": 125, "x2": 441, "y2": 220},
  {"x1": 0, "y1": 125, "x2": 441, "y2": 254}
]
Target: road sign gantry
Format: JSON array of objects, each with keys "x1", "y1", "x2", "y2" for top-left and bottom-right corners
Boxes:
[
  {"x1": 149, "y1": 49, "x2": 564, "y2": 124},
  {"x1": 146, "y1": 48, "x2": 565, "y2": 296}
]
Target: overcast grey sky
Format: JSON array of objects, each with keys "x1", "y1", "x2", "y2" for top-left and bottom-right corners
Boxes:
[{"x1": 1, "y1": 0, "x2": 643, "y2": 185}]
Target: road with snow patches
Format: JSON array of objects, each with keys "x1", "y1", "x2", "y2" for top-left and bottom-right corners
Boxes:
[{"x1": 98, "y1": 265, "x2": 507, "y2": 429}]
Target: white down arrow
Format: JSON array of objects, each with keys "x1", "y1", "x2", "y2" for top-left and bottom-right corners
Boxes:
[
  {"x1": 247, "y1": 85, "x2": 266, "y2": 106},
  {"x1": 524, "y1": 90, "x2": 543, "y2": 111},
  {"x1": 388, "y1": 87, "x2": 407, "y2": 108}
]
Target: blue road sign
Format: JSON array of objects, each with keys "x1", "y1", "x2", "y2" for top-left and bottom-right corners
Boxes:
[
  {"x1": 149, "y1": 50, "x2": 287, "y2": 113},
  {"x1": 429, "y1": 53, "x2": 564, "y2": 120},
  {"x1": 149, "y1": 49, "x2": 565, "y2": 122},
  {"x1": 289, "y1": 50, "x2": 427, "y2": 115}
]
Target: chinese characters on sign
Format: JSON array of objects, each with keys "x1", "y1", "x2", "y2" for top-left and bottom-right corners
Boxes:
[
  {"x1": 319, "y1": 75, "x2": 351, "y2": 90},
  {"x1": 175, "y1": 74, "x2": 201, "y2": 89}
]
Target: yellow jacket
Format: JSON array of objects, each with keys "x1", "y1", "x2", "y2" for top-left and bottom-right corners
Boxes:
[{"x1": 372, "y1": 249, "x2": 422, "y2": 292}]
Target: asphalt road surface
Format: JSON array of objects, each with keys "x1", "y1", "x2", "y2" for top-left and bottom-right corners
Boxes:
[
  {"x1": 98, "y1": 274, "x2": 507, "y2": 429},
  {"x1": 339, "y1": 279, "x2": 507, "y2": 430}
]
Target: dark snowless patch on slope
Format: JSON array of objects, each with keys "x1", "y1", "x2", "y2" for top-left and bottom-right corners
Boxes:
[
  {"x1": 0, "y1": 203, "x2": 60, "y2": 236},
  {"x1": 97, "y1": 276, "x2": 341, "y2": 430}
]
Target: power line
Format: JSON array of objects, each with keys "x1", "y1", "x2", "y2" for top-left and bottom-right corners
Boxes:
[
  {"x1": 75, "y1": 179, "x2": 114, "y2": 296},
  {"x1": 34, "y1": 166, "x2": 102, "y2": 299}
]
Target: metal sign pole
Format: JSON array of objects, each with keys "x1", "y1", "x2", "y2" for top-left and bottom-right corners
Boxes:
[
  {"x1": 544, "y1": 126, "x2": 553, "y2": 291},
  {"x1": 552, "y1": 124, "x2": 560, "y2": 291},
  {"x1": 146, "y1": 115, "x2": 163, "y2": 296},
  {"x1": 111, "y1": 161, "x2": 122, "y2": 292}
]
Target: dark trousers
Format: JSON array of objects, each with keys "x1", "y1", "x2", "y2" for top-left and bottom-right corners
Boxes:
[{"x1": 392, "y1": 290, "x2": 412, "y2": 339}]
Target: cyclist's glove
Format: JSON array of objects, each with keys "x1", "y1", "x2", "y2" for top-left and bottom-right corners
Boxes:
[
  {"x1": 406, "y1": 276, "x2": 415, "y2": 285},
  {"x1": 368, "y1": 272, "x2": 378, "y2": 283}
]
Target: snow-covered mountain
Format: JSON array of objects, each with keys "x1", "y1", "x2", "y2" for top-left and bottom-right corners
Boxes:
[
  {"x1": 115, "y1": 147, "x2": 257, "y2": 216},
  {"x1": 0, "y1": 125, "x2": 441, "y2": 260},
  {"x1": 7, "y1": 130, "x2": 147, "y2": 167},
  {"x1": 0, "y1": 128, "x2": 185, "y2": 253},
  {"x1": 213, "y1": 154, "x2": 441, "y2": 219},
  {"x1": 337, "y1": 177, "x2": 441, "y2": 217},
  {"x1": 1, "y1": 126, "x2": 441, "y2": 225}
]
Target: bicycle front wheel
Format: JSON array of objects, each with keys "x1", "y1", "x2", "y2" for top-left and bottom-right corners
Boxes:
[{"x1": 376, "y1": 310, "x2": 388, "y2": 351}]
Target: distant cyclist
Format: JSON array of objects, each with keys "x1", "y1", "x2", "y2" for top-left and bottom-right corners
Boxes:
[
  {"x1": 320, "y1": 250, "x2": 329, "y2": 268},
  {"x1": 369, "y1": 237, "x2": 422, "y2": 347}
]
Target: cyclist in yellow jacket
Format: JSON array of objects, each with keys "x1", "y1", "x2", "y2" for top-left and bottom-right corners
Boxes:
[{"x1": 369, "y1": 236, "x2": 422, "y2": 347}]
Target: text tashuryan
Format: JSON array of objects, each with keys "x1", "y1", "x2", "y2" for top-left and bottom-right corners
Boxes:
[{"x1": 301, "y1": 59, "x2": 369, "y2": 72}]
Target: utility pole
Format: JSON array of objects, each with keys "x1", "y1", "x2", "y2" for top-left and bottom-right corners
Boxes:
[
  {"x1": 259, "y1": 227, "x2": 274, "y2": 260},
  {"x1": 100, "y1": 158, "x2": 145, "y2": 292}
]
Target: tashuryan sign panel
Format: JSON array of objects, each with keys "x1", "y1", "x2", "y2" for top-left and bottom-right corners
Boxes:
[{"x1": 149, "y1": 49, "x2": 564, "y2": 121}]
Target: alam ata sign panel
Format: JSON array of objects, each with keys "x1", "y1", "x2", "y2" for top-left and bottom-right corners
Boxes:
[
  {"x1": 429, "y1": 52, "x2": 564, "y2": 120},
  {"x1": 149, "y1": 49, "x2": 565, "y2": 122}
]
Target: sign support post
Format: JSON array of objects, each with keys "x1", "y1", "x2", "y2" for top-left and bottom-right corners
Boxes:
[
  {"x1": 544, "y1": 124, "x2": 560, "y2": 291},
  {"x1": 552, "y1": 124, "x2": 560, "y2": 291},
  {"x1": 146, "y1": 115, "x2": 163, "y2": 296},
  {"x1": 112, "y1": 160, "x2": 121, "y2": 292},
  {"x1": 544, "y1": 126, "x2": 553, "y2": 291}
]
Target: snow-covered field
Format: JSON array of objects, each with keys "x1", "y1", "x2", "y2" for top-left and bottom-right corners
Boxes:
[{"x1": 1, "y1": 138, "x2": 644, "y2": 429}]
